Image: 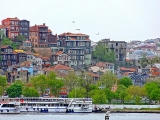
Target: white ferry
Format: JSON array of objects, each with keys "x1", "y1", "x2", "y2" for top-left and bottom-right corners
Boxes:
[
  {"x1": 19, "y1": 97, "x2": 93, "y2": 113},
  {"x1": 0, "y1": 98, "x2": 20, "y2": 114}
]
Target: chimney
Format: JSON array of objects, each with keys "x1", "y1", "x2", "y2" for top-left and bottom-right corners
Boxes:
[{"x1": 43, "y1": 23, "x2": 45, "y2": 26}]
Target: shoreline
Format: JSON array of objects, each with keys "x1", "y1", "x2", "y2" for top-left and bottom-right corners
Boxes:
[{"x1": 98, "y1": 109, "x2": 160, "y2": 113}]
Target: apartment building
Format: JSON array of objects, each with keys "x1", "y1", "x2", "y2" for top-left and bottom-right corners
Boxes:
[
  {"x1": 1, "y1": 17, "x2": 20, "y2": 38},
  {"x1": 57, "y1": 32, "x2": 91, "y2": 69},
  {"x1": 19, "y1": 20, "x2": 30, "y2": 40},
  {"x1": 100, "y1": 38, "x2": 127, "y2": 62},
  {"x1": 30, "y1": 23, "x2": 56, "y2": 47}
]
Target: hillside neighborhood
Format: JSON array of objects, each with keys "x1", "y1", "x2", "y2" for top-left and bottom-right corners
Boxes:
[{"x1": 0, "y1": 17, "x2": 160, "y2": 101}]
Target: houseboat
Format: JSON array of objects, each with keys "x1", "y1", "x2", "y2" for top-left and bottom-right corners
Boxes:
[
  {"x1": 19, "y1": 97, "x2": 93, "y2": 113},
  {"x1": 0, "y1": 98, "x2": 20, "y2": 114}
]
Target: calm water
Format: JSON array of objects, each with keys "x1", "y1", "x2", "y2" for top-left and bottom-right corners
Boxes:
[{"x1": 0, "y1": 113, "x2": 160, "y2": 120}]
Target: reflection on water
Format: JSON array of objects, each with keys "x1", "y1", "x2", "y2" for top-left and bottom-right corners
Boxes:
[{"x1": 1, "y1": 113, "x2": 160, "y2": 120}]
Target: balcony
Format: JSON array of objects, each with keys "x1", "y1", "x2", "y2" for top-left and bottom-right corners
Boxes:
[{"x1": 10, "y1": 29, "x2": 19, "y2": 32}]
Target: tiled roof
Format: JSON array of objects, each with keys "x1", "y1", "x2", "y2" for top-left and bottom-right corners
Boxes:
[
  {"x1": 56, "y1": 51, "x2": 63, "y2": 55},
  {"x1": 96, "y1": 62, "x2": 113, "y2": 67},
  {"x1": 48, "y1": 29, "x2": 52, "y2": 32},
  {"x1": 33, "y1": 48, "x2": 52, "y2": 58},
  {"x1": 29, "y1": 26, "x2": 38, "y2": 32},
  {"x1": 41, "y1": 57, "x2": 50, "y2": 61},
  {"x1": 120, "y1": 67, "x2": 136, "y2": 72},
  {"x1": 1, "y1": 46, "x2": 9, "y2": 48},
  {"x1": 59, "y1": 32, "x2": 89, "y2": 37},
  {"x1": 0, "y1": 25, "x2": 7, "y2": 29},
  {"x1": 9, "y1": 17, "x2": 19, "y2": 20},
  {"x1": 26, "y1": 51, "x2": 34, "y2": 55},
  {"x1": 20, "y1": 61, "x2": 32, "y2": 67},
  {"x1": 15, "y1": 50, "x2": 26, "y2": 53},
  {"x1": 51, "y1": 64, "x2": 73, "y2": 70},
  {"x1": 87, "y1": 72, "x2": 100, "y2": 77}
]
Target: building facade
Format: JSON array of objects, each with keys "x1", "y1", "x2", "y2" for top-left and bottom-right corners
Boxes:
[
  {"x1": 0, "y1": 46, "x2": 17, "y2": 70},
  {"x1": 19, "y1": 20, "x2": 30, "y2": 40},
  {"x1": 1, "y1": 17, "x2": 20, "y2": 39},
  {"x1": 100, "y1": 38, "x2": 127, "y2": 62},
  {"x1": 57, "y1": 32, "x2": 91, "y2": 69},
  {"x1": 29, "y1": 23, "x2": 48, "y2": 47}
]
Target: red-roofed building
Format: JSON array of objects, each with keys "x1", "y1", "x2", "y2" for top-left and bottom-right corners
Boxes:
[
  {"x1": 1, "y1": 17, "x2": 20, "y2": 39},
  {"x1": 57, "y1": 32, "x2": 91, "y2": 69},
  {"x1": 51, "y1": 51, "x2": 71, "y2": 66}
]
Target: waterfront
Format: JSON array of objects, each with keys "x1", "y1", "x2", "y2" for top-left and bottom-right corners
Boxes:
[{"x1": 0, "y1": 113, "x2": 160, "y2": 120}]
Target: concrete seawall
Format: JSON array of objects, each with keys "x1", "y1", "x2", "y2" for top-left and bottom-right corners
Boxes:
[
  {"x1": 92, "y1": 104, "x2": 160, "y2": 113},
  {"x1": 92, "y1": 104, "x2": 160, "y2": 109}
]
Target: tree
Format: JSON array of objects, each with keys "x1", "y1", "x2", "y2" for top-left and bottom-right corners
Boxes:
[
  {"x1": 30, "y1": 74, "x2": 47, "y2": 96},
  {"x1": 89, "y1": 89, "x2": 106, "y2": 104},
  {"x1": 93, "y1": 42, "x2": 115, "y2": 63},
  {"x1": 16, "y1": 35, "x2": 25, "y2": 41},
  {"x1": 2, "y1": 37, "x2": 12, "y2": 45},
  {"x1": 149, "y1": 88, "x2": 160, "y2": 103},
  {"x1": 0, "y1": 75, "x2": 7, "y2": 96},
  {"x1": 78, "y1": 71, "x2": 95, "y2": 98},
  {"x1": 140, "y1": 53, "x2": 148, "y2": 68},
  {"x1": 6, "y1": 83, "x2": 22, "y2": 98},
  {"x1": 63, "y1": 71, "x2": 79, "y2": 93},
  {"x1": 23, "y1": 87, "x2": 39, "y2": 97},
  {"x1": 104, "y1": 88, "x2": 115, "y2": 103},
  {"x1": 115, "y1": 85, "x2": 127, "y2": 103},
  {"x1": 127, "y1": 85, "x2": 147, "y2": 104},
  {"x1": 98, "y1": 71, "x2": 117, "y2": 89},
  {"x1": 68, "y1": 87, "x2": 86, "y2": 98},
  {"x1": 1, "y1": 37, "x2": 19, "y2": 49},
  {"x1": 47, "y1": 72, "x2": 64, "y2": 97},
  {"x1": 119, "y1": 77, "x2": 133, "y2": 88},
  {"x1": 144, "y1": 82, "x2": 158, "y2": 99}
]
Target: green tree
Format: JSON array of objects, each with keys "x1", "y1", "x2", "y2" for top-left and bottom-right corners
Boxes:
[
  {"x1": 127, "y1": 86, "x2": 147, "y2": 104},
  {"x1": 68, "y1": 87, "x2": 86, "y2": 98},
  {"x1": 6, "y1": 83, "x2": 22, "y2": 98},
  {"x1": 16, "y1": 35, "x2": 25, "y2": 41},
  {"x1": 89, "y1": 89, "x2": 106, "y2": 104},
  {"x1": 0, "y1": 75, "x2": 7, "y2": 96},
  {"x1": 124, "y1": 94, "x2": 132, "y2": 104},
  {"x1": 98, "y1": 71, "x2": 117, "y2": 89},
  {"x1": 23, "y1": 87, "x2": 39, "y2": 97},
  {"x1": 119, "y1": 77, "x2": 133, "y2": 88},
  {"x1": 144, "y1": 82, "x2": 158, "y2": 100},
  {"x1": 63, "y1": 71, "x2": 79, "y2": 93},
  {"x1": 93, "y1": 42, "x2": 115, "y2": 63},
  {"x1": 47, "y1": 72, "x2": 64, "y2": 97},
  {"x1": 115, "y1": 85, "x2": 127, "y2": 103},
  {"x1": 140, "y1": 53, "x2": 148, "y2": 68},
  {"x1": 78, "y1": 71, "x2": 95, "y2": 97},
  {"x1": 150, "y1": 88, "x2": 160, "y2": 102},
  {"x1": 2, "y1": 37, "x2": 13, "y2": 45},
  {"x1": 104, "y1": 88, "x2": 115, "y2": 103},
  {"x1": 1, "y1": 37, "x2": 19, "y2": 49},
  {"x1": 30, "y1": 74, "x2": 47, "y2": 96}
]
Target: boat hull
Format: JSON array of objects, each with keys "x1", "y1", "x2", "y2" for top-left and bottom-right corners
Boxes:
[{"x1": 0, "y1": 108, "x2": 20, "y2": 114}]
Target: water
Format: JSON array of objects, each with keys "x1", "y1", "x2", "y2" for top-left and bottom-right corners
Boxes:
[{"x1": 0, "y1": 113, "x2": 160, "y2": 120}]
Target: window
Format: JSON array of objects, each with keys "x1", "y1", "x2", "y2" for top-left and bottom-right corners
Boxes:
[{"x1": 116, "y1": 43, "x2": 118, "y2": 46}]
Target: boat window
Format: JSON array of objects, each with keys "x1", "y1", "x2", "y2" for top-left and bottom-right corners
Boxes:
[
  {"x1": 79, "y1": 104, "x2": 81, "y2": 107},
  {"x1": 2, "y1": 104, "x2": 14, "y2": 107}
]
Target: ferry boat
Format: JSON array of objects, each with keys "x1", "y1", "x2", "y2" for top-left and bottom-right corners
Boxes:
[
  {"x1": 0, "y1": 98, "x2": 20, "y2": 114},
  {"x1": 19, "y1": 97, "x2": 93, "y2": 113}
]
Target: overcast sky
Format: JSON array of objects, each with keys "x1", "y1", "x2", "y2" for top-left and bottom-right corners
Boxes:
[{"x1": 1, "y1": 0, "x2": 160, "y2": 42}]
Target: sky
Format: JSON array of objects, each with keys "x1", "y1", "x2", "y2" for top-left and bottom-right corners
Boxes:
[{"x1": 1, "y1": 0, "x2": 160, "y2": 42}]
